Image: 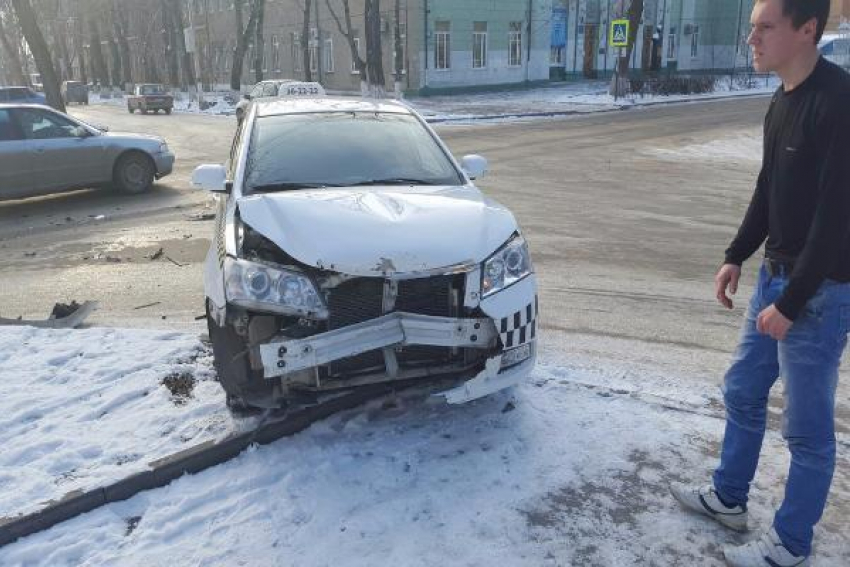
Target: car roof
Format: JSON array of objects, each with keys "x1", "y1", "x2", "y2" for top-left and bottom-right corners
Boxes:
[
  {"x1": 255, "y1": 96, "x2": 413, "y2": 117},
  {"x1": 0, "y1": 103, "x2": 53, "y2": 110}
]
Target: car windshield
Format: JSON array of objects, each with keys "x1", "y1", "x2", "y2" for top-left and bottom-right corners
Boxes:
[
  {"x1": 140, "y1": 85, "x2": 165, "y2": 95},
  {"x1": 244, "y1": 112, "x2": 463, "y2": 192}
]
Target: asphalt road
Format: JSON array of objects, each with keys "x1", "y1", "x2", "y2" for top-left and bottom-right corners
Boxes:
[{"x1": 4, "y1": 96, "x2": 845, "y2": 391}]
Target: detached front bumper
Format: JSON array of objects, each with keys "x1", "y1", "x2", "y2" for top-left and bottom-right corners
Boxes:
[
  {"x1": 260, "y1": 312, "x2": 498, "y2": 376},
  {"x1": 255, "y1": 274, "x2": 539, "y2": 404}
]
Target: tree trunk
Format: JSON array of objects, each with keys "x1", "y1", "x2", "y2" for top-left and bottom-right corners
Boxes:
[
  {"x1": 88, "y1": 17, "x2": 109, "y2": 87},
  {"x1": 393, "y1": 0, "x2": 402, "y2": 95},
  {"x1": 108, "y1": 36, "x2": 122, "y2": 88},
  {"x1": 10, "y1": 0, "x2": 65, "y2": 111},
  {"x1": 365, "y1": 0, "x2": 384, "y2": 94},
  {"x1": 302, "y1": 0, "x2": 312, "y2": 81},
  {"x1": 253, "y1": 0, "x2": 265, "y2": 82},
  {"x1": 230, "y1": 0, "x2": 260, "y2": 90},
  {"x1": 171, "y1": 0, "x2": 196, "y2": 90},
  {"x1": 162, "y1": 0, "x2": 181, "y2": 88},
  {"x1": 326, "y1": 0, "x2": 366, "y2": 91},
  {"x1": 0, "y1": 12, "x2": 28, "y2": 85},
  {"x1": 610, "y1": 0, "x2": 644, "y2": 96},
  {"x1": 72, "y1": 14, "x2": 87, "y2": 84},
  {"x1": 112, "y1": 3, "x2": 133, "y2": 90}
]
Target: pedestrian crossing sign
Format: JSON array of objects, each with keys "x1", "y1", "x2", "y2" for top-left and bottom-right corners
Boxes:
[{"x1": 611, "y1": 19, "x2": 630, "y2": 47}]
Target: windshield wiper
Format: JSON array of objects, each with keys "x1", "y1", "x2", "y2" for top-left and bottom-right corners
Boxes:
[
  {"x1": 346, "y1": 178, "x2": 440, "y2": 186},
  {"x1": 250, "y1": 182, "x2": 333, "y2": 192}
]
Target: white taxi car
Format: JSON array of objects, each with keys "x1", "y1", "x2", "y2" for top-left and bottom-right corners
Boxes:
[{"x1": 192, "y1": 94, "x2": 538, "y2": 412}]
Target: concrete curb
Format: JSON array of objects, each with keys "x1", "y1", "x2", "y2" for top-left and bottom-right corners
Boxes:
[
  {"x1": 424, "y1": 91, "x2": 773, "y2": 124},
  {"x1": 0, "y1": 380, "x2": 427, "y2": 548}
]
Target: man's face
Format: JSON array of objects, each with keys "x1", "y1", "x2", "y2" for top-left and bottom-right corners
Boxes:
[{"x1": 747, "y1": 0, "x2": 817, "y2": 73}]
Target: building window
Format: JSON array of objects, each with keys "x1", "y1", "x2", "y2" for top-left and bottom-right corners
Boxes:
[
  {"x1": 509, "y1": 21, "x2": 523, "y2": 66},
  {"x1": 324, "y1": 38, "x2": 334, "y2": 73},
  {"x1": 435, "y1": 20, "x2": 451, "y2": 70},
  {"x1": 667, "y1": 28, "x2": 677, "y2": 60},
  {"x1": 472, "y1": 21, "x2": 487, "y2": 68},
  {"x1": 352, "y1": 36, "x2": 362, "y2": 73},
  {"x1": 690, "y1": 25, "x2": 700, "y2": 58},
  {"x1": 271, "y1": 35, "x2": 280, "y2": 72},
  {"x1": 292, "y1": 32, "x2": 303, "y2": 73}
]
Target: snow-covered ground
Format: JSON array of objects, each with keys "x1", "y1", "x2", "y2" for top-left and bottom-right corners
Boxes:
[
  {"x1": 86, "y1": 74, "x2": 780, "y2": 123},
  {"x1": 2, "y1": 326, "x2": 848, "y2": 566}
]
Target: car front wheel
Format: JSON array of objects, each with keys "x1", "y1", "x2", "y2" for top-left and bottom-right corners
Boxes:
[
  {"x1": 206, "y1": 303, "x2": 272, "y2": 415},
  {"x1": 128, "y1": 106, "x2": 134, "y2": 113},
  {"x1": 113, "y1": 152, "x2": 155, "y2": 194}
]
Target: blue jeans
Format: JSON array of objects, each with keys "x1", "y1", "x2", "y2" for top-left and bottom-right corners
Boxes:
[{"x1": 712, "y1": 265, "x2": 850, "y2": 556}]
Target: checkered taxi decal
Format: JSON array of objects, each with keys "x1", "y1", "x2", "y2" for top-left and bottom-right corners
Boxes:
[{"x1": 499, "y1": 295, "x2": 538, "y2": 348}]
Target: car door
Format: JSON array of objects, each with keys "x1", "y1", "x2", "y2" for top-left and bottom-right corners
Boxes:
[
  {"x1": 0, "y1": 108, "x2": 30, "y2": 198},
  {"x1": 13, "y1": 107, "x2": 107, "y2": 194}
]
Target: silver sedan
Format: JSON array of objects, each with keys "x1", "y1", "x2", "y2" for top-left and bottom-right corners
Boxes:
[{"x1": 0, "y1": 103, "x2": 174, "y2": 200}]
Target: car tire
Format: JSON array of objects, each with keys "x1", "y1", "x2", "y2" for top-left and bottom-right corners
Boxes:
[
  {"x1": 113, "y1": 152, "x2": 155, "y2": 194},
  {"x1": 141, "y1": 108, "x2": 148, "y2": 115},
  {"x1": 165, "y1": 108, "x2": 172, "y2": 115},
  {"x1": 235, "y1": 108, "x2": 244, "y2": 123},
  {"x1": 206, "y1": 302, "x2": 272, "y2": 415},
  {"x1": 128, "y1": 106, "x2": 134, "y2": 113}
]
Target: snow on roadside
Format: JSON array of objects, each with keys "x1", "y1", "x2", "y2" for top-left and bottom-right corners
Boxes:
[
  {"x1": 644, "y1": 132, "x2": 763, "y2": 164},
  {"x1": 1, "y1": 325, "x2": 848, "y2": 566},
  {"x1": 0, "y1": 326, "x2": 254, "y2": 518}
]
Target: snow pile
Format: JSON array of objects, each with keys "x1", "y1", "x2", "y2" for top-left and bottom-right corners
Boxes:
[
  {"x1": 645, "y1": 132, "x2": 763, "y2": 164},
  {"x1": 1, "y1": 326, "x2": 848, "y2": 566}
]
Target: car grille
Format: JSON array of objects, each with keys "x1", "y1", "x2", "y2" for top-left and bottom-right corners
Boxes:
[{"x1": 326, "y1": 275, "x2": 463, "y2": 377}]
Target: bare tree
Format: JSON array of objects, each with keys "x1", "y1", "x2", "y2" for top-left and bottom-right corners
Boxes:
[
  {"x1": 161, "y1": 0, "x2": 181, "y2": 88},
  {"x1": 10, "y1": 0, "x2": 64, "y2": 110},
  {"x1": 0, "y1": 4, "x2": 28, "y2": 85},
  {"x1": 169, "y1": 0, "x2": 196, "y2": 89},
  {"x1": 364, "y1": 0, "x2": 384, "y2": 94},
  {"x1": 393, "y1": 0, "x2": 402, "y2": 95},
  {"x1": 325, "y1": 0, "x2": 366, "y2": 93},
  {"x1": 230, "y1": 0, "x2": 261, "y2": 90},
  {"x1": 610, "y1": 0, "x2": 644, "y2": 96},
  {"x1": 253, "y1": 0, "x2": 266, "y2": 82},
  {"x1": 111, "y1": 1, "x2": 133, "y2": 90},
  {"x1": 301, "y1": 0, "x2": 312, "y2": 81},
  {"x1": 88, "y1": 16, "x2": 109, "y2": 87}
]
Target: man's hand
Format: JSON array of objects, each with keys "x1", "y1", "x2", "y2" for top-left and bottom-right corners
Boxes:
[
  {"x1": 715, "y1": 264, "x2": 742, "y2": 309},
  {"x1": 757, "y1": 305, "x2": 792, "y2": 340}
]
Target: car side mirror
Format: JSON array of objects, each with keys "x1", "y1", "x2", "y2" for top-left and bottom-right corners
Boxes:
[
  {"x1": 91, "y1": 124, "x2": 108, "y2": 133},
  {"x1": 461, "y1": 154, "x2": 488, "y2": 180},
  {"x1": 192, "y1": 164, "x2": 229, "y2": 193},
  {"x1": 243, "y1": 93, "x2": 252, "y2": 100}
]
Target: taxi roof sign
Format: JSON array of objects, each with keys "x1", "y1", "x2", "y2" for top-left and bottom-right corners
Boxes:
[{"x1": 610, "y1": 19, "x2": 630, "y2": 48}]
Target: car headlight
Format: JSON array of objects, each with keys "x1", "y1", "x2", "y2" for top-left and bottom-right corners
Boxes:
[
  {"x1": 158, "y1": 142, "x2": 169, "y2": 153},
  {"x1": 481, "y1": 234, "x2": 533, "y2": 297},
  {"x1": 224, "y1": 257, "x2": 328, "y2": 318}
]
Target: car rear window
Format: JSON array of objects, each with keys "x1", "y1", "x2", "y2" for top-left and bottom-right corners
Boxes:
[
  {"x1": 140, "y1": 85, "x2": 165, "y2": 95},
  {"x1": 7, "y1": 88, "x2": 32, "y2": 100}
]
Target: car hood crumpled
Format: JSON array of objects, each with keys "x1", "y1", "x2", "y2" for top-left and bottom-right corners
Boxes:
[{"x1": 237, "y1": 186, "x2": 518, "y2": 277}]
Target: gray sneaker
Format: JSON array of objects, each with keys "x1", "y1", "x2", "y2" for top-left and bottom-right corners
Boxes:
[
  {"x1": 669, "y1": 482, "x2": 749, "y2": 532},
  {"x1": 724, "y1": 528, "x2": 809, "y2": 566}
]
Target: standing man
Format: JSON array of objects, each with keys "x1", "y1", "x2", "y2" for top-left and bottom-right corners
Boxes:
[{"x1": 670, "y1": 1, "x2": 850, "y2": 566}]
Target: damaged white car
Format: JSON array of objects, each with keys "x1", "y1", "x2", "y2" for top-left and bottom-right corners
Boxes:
[{"x1": 192, "y1": 96, "x2": 537, "y2": 412}]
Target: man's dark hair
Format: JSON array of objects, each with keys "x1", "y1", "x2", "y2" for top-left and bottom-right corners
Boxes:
[{"x1": 768, "y1": 0, "x2": 831, "y2": 43}]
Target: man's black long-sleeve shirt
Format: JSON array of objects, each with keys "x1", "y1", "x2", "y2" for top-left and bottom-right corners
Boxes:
[{"x1": 725, "y1": 57, "x2": 850, "y2": 320}]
